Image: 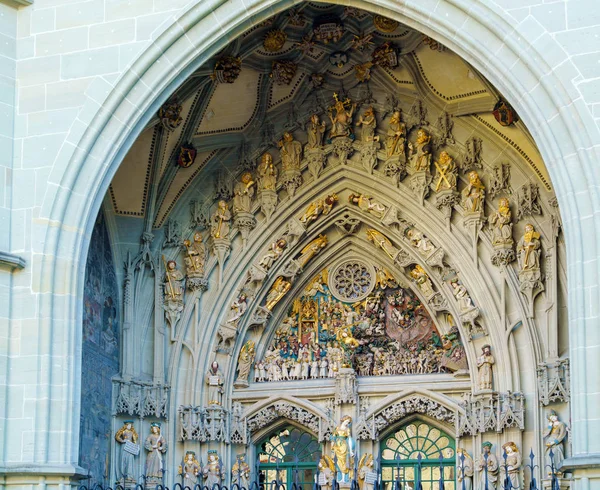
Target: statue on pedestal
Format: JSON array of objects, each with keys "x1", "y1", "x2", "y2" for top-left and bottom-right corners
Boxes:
[
  {"x1": 434, "y1": 151, "x2": 458, "y2": 192},
  {"x1": 203, "y1": 450, "x2": 224, "y2": 488},
  {"x1": 356, "y1": 107, "x2": 378, "y2": 142},
  {"x1": 233, "y1": 172, "x2": 256, "y2": 214},
  {"x1": 358, "y1": 454, "x2": 375, "y2": 490},
  {"x1": 205, "y1": 361, "x2": 225, "y2": 406},
  {"x1": 234, "y1": 340, "x2": 255, "y2": 388},
  {"x1": 210, "y1": 200, "x2": 232, "y2": 239},
  {"x1": 144, "y1": 423, "x2": 167, "y2": 486},
  {"x1": 259, "y1": 238, "x2": 288, "y2": 271},
  {"x1": 307, "y1": 114, "x2": 326, "y2": 150},
  {"x1": 331, "y1": 415, "x2": 355, "y2": 483},
  {"x1": 183, "y1": 232, "x2": 206, "y2": 280},
  {"x1": 409, "y1": 129, "x2": 432, "y2": 172},
  {"x1": 328, "y1": 94, "x2": 355, "y2": 140},
  {"x1": 257, "y1": 152, "x2": 279, "y2": 220},
  {"x1": 462, "y1": 171, "x2": 485, "y2": 213},
  {"x1": 457, "y1": 448, "x2": 474, "y2": 490},
  {"x1": 476, "y1": 345, "x2": 495, "y2": 391},
  {"x1": 115, "y1": 421, "x2": 139, "y2": 483},
  {"x1": 385, "y1": 110, "x2": 406, "y2": 159},
  {"x1": 501, "y1": 442, "x2": 522, "y2": 490}
]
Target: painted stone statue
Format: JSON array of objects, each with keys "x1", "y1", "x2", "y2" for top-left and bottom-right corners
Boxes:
[
  {"x1": 489, "y1": 198, "x2": 514, "y2": 247},
  {"x1": 231, "y1": 454, "x2": 251, "y2": 488},
  {"x1": 178, "y1": 451, "x2": 201, "y2": 489},
  {"x1": 476, "y1": 442, "x2": 499, "y2": 490},
  {"x1": 299, "y1": 194, "x2": 338, "y2": 225},
  {"x1": 115, "y1": 421, "x2": 139, "y2": 482},
  {"x1": 183, "y1": 232, "x2": 206, "y2": 278},
  {"x1": 265, "y1": 276, "x2": 292, "y2": 310},
  {"x1": 205, "y1": 361, "x2": 225, "y2": 406},
  {"x1": 409, "y1": 129, "x2": 432, "y2": 171},
  {"x1": 348, "y1": 193, "x2": 386, "y2": 218},
  {"x1": 257, "y1": 152, "x2": 278, "y2": 191},
  {"x1": 331, "y1": 415, "x2": 355, "y2": 483},
  {"x1": 235, "y1": 340, "x2": 255, "y2": 387},
  {"x1": 210, "y1": 200, "x2": 232, "y2": 239},
  {"x1": 358, "y1": 453, "x2": 376, "y2": 490},
  {"x1": 433, "y1": 151, "x2": 458, "y2": 192},
  {"x1": 356, "y1": 106, "x2": 378, "y2": 142},
  {"x1": 462, "y1": 171, "x2": 485, "y2": 213},
  {"x1": 279, "y1": 131, "x2": 303, "y2": 171},
  {"x1": 203, "y1": 450, "x2": 224, "y2": 488},
  {"x1": 226, "y1": 293, "x2": 248, "y2": 327},
  {"x1": 258, "y1": 238, "x2": 287, "y2": 271},
  {"x1": 476, "y1": 344, "x2": 495, "y2": 391},
  {"x1": 457, "y1": 448, "x2": 474, "y2": 490},
  {"x1": 233, "y1": 172, "x2": 256, "y2": 214},
  {"x1": 144, "y1": 422, "x2": 167, "y2": 485},
  {"x1": 385, "y1": 110, "x2": 406, "y2": 158},
  {"x1": 517, "y1": 223, "x2": 541, "y2": 271},
  {"x1": 307, "y1": 113, "x2": 326, "y2": 149},
  {"x1": 543, "y1": 410, "x2": 567, "y2": 475},
  {"x1": 318, "y1": 456, "x2": 335, "y2": 490},
  {"x1": 296, "y1": 234, "x2": 328, "y2": 269},
  {"x1": 329, "y1": 94, "x2": 355, "y2": 139},
  {"x1": 501, "y1": 442, "x2": 522, "y2": 490},
  {"x1": 163, "y1": 259, "x2": 184, "y2": 301}
]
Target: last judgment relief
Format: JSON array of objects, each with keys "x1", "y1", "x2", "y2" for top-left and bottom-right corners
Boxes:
[{"x1": 254, "y1": 266, "x2": 468, "y2": 382}]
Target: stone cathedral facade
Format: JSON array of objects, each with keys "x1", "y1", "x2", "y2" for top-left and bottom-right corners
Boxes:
[{"x1": 0, "y1": 2, "x2": 599, "y2": 490}]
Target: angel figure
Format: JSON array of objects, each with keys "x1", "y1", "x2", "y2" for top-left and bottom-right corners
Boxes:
[
  {"x1": 374, "y1": 266, "x2": 397, "y2": 290},
  {"x1": 348, "y1": 193, "x2": 386, "y2": 218},
  {"x1": 462, "y1": 171, "x2": 485, "y2": 213},
  {"x1": 299, "y1": 194, "x2": 338, "y2": 224},
  {"x1": 366, "y1": 229, "x2": 399, "y2": 261},
  {"x1": 358, "y1": 454, "x2": 376, "y2": 490},
  {"x1": 259, "y1": 238, "x2": 287, "y2": 271},
  {"x1": 318, "y1": 455, "x2": 335, "y2": 490},
  {"x1": 356, "y1": 106, "x2": 378, "y2": 142},
  {"x1": 296, "y1": 234, "x2": 328, "y2": 269},
  {"x1": 265, "y1": 277, "x2": 292, "y2": 310},
  {"x1": 178, "y1": 451, "x2": 200, "y2": 489}
]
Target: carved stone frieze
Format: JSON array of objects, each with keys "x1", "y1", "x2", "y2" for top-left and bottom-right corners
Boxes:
[
  {"x1": 357, "y1": 396, "x2": 455, "y2": 440},
  {"x1": 114, "y1": 380, "x2": 170, "y2": 419},
  {"x1": 457, "y1": 391, "x2": 525, "y2": 436},
  {"x1": 179, "y1": 405, "x2": 229, "y2": 442},
  {"x1": 537, "y1": 359, "x2": 570, "y2": 405},
  {"x1": 246, "y1": 402, "x2": 323, "y2": 440}
]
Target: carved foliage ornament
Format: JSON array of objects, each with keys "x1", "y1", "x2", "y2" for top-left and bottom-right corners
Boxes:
[
  {"x1": 247, "y1": 402, "x2": 322, "y2": 439},
  {"x1": 212, "y1": 56, "x2": 242, "y2": 84},
  {"x1": 263, "y1": 29, "x2": 287, "y2": 52}
]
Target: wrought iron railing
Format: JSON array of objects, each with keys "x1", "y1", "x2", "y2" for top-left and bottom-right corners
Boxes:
[{"x1": 79, "y1": 448, "x2": 562, "y2": 490}]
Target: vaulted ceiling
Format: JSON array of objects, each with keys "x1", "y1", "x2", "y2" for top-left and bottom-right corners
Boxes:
[{"x1": 107, "y1": 1, "x2": 551, "y2": 229}]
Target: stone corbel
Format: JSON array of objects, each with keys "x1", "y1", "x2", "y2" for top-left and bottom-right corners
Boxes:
[{"x1": 214, "y1": 323, "x2": 238, "y2": 355}]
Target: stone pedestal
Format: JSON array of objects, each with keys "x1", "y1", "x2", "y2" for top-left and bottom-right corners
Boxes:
[
  {"x1": 281, "y1": 168, "x2": 303, "y2": 197},
  {"x1": 305, "y1": 147, "x2": 327, "y2": 180},
  {"x1": 409, "y1": 169, "x2": 431, "y2": 204},
  {"x1": 331, "y1": 136, "x2": 354, "y2": 166},
  {"x1": 211, "y1": 237, "x2": 231, "y2": 287},
  {"x1": 259, "y1": 189, "x2": 278, "y2": 220},
  {"x1": 234, "y1": 211, "x2": 256, "y2": 249},
  {"x1": 434, "y1": 189, "x2": 459, "y2": 227}
]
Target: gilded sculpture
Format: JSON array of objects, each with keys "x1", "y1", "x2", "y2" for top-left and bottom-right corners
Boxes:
[
  {"x1": 409, "y1": 129, "x2": 432, "y2": 171},
  {"x1": 234, "y1": 340, "x2": 255, "y2": 388},
  {"x1": 348, "y1": 193, "x2": 386, "y2": 218},
  {"x1": 405, "y1": 228, "x2": 436, "y2": 256},
  {"x1": 318, "y1": 456, "x2": 335, "y2": 489},
  {"x1": 115, "y1": 421, "x2": 139, "y2": 482},
  {"x1": 410, "y1": 264, "x2": 434, "y2": 297},
  {"x1": 462, "y1": 171, "x2": 485, "y2": 213},
  {"x1": 434, "y1": 151, "x2": 458, "y2": 192},
  {"x1": 476, "y1": 442, "x2": 499, "y2": 490},
  {"x1": 501, "y1": 442, "x2": 522, "y2": 490},
  {"x1": 183, "y1": 232, "x2": 206, "y2": 278},
  {"x1": 203, "y1": 450, "x2": 224, "y2": 488},
  {"x1": 517, "y1": 223, "x2": 541, "y2": 272},
  {"x1": 366, "y1": 229, "x2": 399, "y2": 261},
  {"x1": 476, "y1": 344, "x2": 495, "y2": 391},
  {"x1": 299, "y1": 194, "x2": 338, "y2": 225},
  {"x1": 231, "y1": 454, "x2": 250, "y2": 488},
  {"x1": 307, "y1": 114, "x2": 326, "y2": 150},
  {"x1": 233, "y1": 172, "x2": 255, "y2": 214},
  {"x1": 263, "y1": 29, "x2": 287, "y2": 52},
  {"x1": 210, "y1": 200, "x2": 232, "y2": 239},
  {"x1": 490, "y1": 198, "x2": 514, "y2": 247},
  {"x1": 265, "y1": 276, "x2": 292, "y2": 310},
  {"x1": 257, "y1": 153, "x2": 278, "y2": 191},
  {"x1": 331, "y1": 415, "x2": 355, "y2": 482},
  {"x1": 163, "y1": 258, "x2": 184, "y2": 301},
  {"x1": 178, "y1": 451, "x2": 200, "y2": 489},
  {"x1": 543, "y1": 410, "x2": 567, "y2": 475},
  {"x1": 278, "y1": 131, "x2": 303, "y2": 171},
  {"x1": 205, "y1": 361, "x2": 225, "y2": 406},
  {"x1": 328, "y1": 93, "x2": 355, "y2": 140},
  {"x1": 385, "y1": 110, "x2": 406, "y2": 158},
  {"x1": 296, "y1": 234, "x2": 328, "y2": 269},
  {"x1": 358, "y1": 454, "x2": 375, "y2": 490},
  {"x1": 356, "y1": 107, "x2": 378, "y2": 142},
  {"x1": 144, "y1": 423, "x2": 167, "y2": 485}
]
